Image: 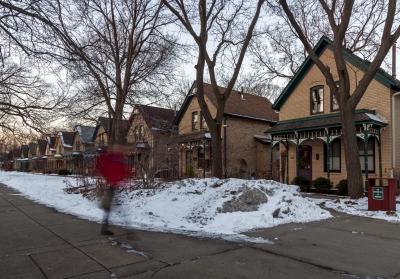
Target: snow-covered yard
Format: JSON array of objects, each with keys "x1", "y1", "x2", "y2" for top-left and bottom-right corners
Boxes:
[
  {"x1": 0, "y1": 171, "x2": 331, "y2": 242},
  {"x1": 323, "y1": 197, "x2": 400, "y2": 223}
]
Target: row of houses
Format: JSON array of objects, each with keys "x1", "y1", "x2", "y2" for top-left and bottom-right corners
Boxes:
[
  {"x1": 1, "y1": 85, "x2": 279, "y2": 180},
  {"x1": 2, "y1": 36, "x2": 400, "y2": 186}
]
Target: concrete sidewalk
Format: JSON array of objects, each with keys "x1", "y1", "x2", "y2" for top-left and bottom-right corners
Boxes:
[{"x1": 1, "y1": 185, "x2": 399, "y2": 279}]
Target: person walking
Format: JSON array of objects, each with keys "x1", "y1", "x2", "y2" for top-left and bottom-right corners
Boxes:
[{"x1": 96, "y1": 145, "x2": 130, "y2": 235}]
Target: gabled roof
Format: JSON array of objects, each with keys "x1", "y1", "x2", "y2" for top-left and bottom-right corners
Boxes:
[
  {"x1": 132, "y1": 104, "x2": 175, "y2": 132},
  {"x1": 174, "y1": 82, "x2": 278, "y2": 125},
  {"x1": 58, "y1": 131, "x2": 75, "y2": 148},
  {"x1": 75, "y1": 125, "x2": 96, "y2": 144},
  {"x1": 267, "y1": 109, "x2": 386, "y2": 134},
  {"x1": 47, "y1": 135, "x2": 57, "y2": 149},
  {"x1": 93, "y1": 117, "x2": 130, "y2": 143},
  {"x1": 37, "y1": 139, "x2": 47, "y2": 155},
  {"x1": 273, "y1": 36, "x2": 400, "y2": 110}
]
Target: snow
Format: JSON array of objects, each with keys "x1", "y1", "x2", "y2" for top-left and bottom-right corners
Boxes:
[
  {"x1": 0, "y1": 171, "x2": 331, "y2": 242},
  {"x1": 365, "y1": 113, "x2": 387, "y2": 124},
  {"x1": 323, "y1": 197, "x2": 400, "y2": 222}
]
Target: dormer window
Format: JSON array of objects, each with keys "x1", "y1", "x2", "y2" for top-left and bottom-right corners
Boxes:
[{"x1": 310, "y1": 86, "x2": 324, "y2": 114}]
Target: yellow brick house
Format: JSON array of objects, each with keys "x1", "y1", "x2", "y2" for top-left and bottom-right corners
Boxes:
[
  {"x1": 267, "y1": 36, "x2": 400, "y2": 186},
  {"x1": 174, "y1": 82, "x2": 278, "y2": 179}
]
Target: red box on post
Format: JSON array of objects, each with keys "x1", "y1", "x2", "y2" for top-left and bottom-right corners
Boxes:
[{"x1": 367, "y1": 178, "x2": 397, "y2": 211}]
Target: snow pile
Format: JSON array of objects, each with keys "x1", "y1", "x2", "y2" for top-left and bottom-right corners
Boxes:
[
  {"x1": 323, "y1": 197, "x2": 400, "y2": 222},
  {"x1": 0, "y1": 172, "x2": 331, "y2": 241}
]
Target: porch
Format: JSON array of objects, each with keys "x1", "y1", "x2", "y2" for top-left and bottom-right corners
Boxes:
[
  {"x1": 174, "y1": 131, "x2": 212, "y2": 178},
  {"x1": 267, "y1": 110, "x2": 388, "y2": 187}
]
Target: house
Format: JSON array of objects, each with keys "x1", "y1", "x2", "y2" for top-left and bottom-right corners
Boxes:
[
  {"x1": 174, "y1": 82, "x2": 278, "y2": 178},
  {"x1": 93, "y1": 117, "x2": 131, "y2": 149},
  {"x1": 126, "y1": 104, "x2": 177, "y2": 178},
  {"x1": 16, "y1": 145, "x2": 30, "y2": 171},
  {"x1": 52, "y1": 131, "x2": 75, "y2": 171},
  {"x1": 44, "y1": 135, "x2": 57, "y2": 172},
  {"x1": 33, "y1": 139, "x2": 48, "y2": 173},
  {"x1": 267, "y1": 36, "x2": 400, "y2": 186},
  {"x1": 71, "y1": 125, "x2": 96, "y2": 175},
  {"x1": 27, "y1": 142, "x2": 37, "y2": 171}
]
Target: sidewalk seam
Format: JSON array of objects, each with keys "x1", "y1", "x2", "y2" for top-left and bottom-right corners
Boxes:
[
  {"x1": 6, "y1": 194, "x2": 113, "y2": 275},
  {"x1": 28, "y1": 254, "x2": 49, "y2": 279}
]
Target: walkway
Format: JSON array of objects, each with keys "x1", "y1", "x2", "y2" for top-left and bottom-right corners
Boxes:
[{"x1": 1, "y1": 184, "x2": 400, "y2": 278}]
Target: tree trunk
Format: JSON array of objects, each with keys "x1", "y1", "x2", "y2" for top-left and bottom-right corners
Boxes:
[
  {"x1": 210, "y1": 124, "x2": 223, "y2": 178},
  {"x1": 341, "y1": 106, "x2": 364, "y2": 198}
]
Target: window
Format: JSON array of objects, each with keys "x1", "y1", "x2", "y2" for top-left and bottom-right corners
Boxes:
[
  {"x1": 192, "y1": 111, "x2": 199, "y2": 131},
  {"x1": 200, "y1": 112, "x2": 207, "y2": 130},
  {"x1": 310, "y1": 86, "x2": 324, "y2": 114},
  {"x1": 135, "y1": 125, "x2": 145, "y2": 141},
  {"x1": 324, "y1": 139, "x2": 341, "y2": 172},
  {"x1": 331, "y1": 81, "x2": 340, "y2": 112},
  {"x1": 358, "y1": 138, "x2": 375, "y2": 172}
]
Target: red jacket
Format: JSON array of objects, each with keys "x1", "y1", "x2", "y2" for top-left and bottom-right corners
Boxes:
[{"x1": 96, "y1": 151, "x2": 130, "y2": 187}]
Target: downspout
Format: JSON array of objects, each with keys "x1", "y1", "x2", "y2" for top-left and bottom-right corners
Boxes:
[
  {"x1": 392, "y1": 91, "x2": 400, "y2": 169},
  {"x1": 224, "y1": 117, "x2": 227, "y2": 178}
]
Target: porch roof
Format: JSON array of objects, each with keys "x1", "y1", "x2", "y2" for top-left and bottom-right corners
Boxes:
[
  {"x1": 267, "y1": 109, "x2": 387, "y2": 135},
  {"x1": 173, "y1": 131, "x2": 211, "y2": 143}
]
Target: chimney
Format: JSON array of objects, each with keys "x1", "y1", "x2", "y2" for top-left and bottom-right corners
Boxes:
[
  {"x1": 393, "y1": 41, "x2": 397, "y2": 79},
  {"x1": 240, "y1": 87, "x2": 245, "y2": 100}
]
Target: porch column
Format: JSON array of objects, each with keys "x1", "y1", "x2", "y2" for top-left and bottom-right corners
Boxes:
[
  {"x1": 286, "y1": 141, "x2": 289, "y2": 184},
  {"x1": 270, "y1": 137, "x2": 274, "y2": 179},
  {"x1": 363, "y1": 128, "x2": 369, "y2": 186},
  {"x1": 378, "y1": 129, "x2": 383, "y2": 179},
  {"x1": 326, "y1": 132, "x2": 331, "y2": 180}
]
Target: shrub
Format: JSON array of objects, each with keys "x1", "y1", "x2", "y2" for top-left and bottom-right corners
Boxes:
[
  {"x1": 336, "y1": 179, "x2": 348, "y2": 196},
  {"x1": 312, "y1": 177, "x2": 333, "y2": 190},
  {"x1": 291, "y1": 176, "x2": 311, "y2": 192},
  {"x1": 58, "y1": 169, "x2": 72, "y2": 176}
]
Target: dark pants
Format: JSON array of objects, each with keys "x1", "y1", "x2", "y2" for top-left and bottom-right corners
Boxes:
[{"x1": 101, "y1": 187, "x2": 115, "y2": 231}]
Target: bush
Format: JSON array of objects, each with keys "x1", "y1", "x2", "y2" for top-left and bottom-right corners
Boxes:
[
  {"x1": 336, "y1": 179, "x2": 348, "y2": 196},
  {"x1": 312, "y1": 177, "x2": 333, "y2": 190},
  {"x1": 291, "y1": 176, "x2": 311, "y2": 192},
  {"x1": 58, "y1": 169, "x2": 72, "y2": 176}
]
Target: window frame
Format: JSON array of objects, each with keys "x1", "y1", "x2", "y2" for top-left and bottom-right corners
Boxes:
[
  {"x1": 192, "y1": 111, "x2": 199, "y2": 131},
  {"x1": 330, "y1": 81, "x2": 340, "y2": 112},
  {"x1": 310, "y1": 85, "x2": 324, "y2": 115},
  {"x1": 323, "y1": 138, "x2": 341, "y2": 172},
  {"x1": 357, "y1": 137, "x2": 376, "y2": 173}
]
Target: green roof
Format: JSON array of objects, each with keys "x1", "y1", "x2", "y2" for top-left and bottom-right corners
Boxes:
[{"x1": 273, "y1": 36, "x2": 400, "y2": 110}]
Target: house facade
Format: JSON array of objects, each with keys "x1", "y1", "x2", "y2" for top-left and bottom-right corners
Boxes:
[
  {"x1": 70, "y1": 125, "x2": 96, "y2": 174},
  {"x1": 174, "y1": 82, "x2": 278, "y2": 179},
  {"x1": 268, "y1": 36, "x2": 400, "y2": 186},
  {"x1": 126, "y1": 104, "x2": 177, "y2": 179}
]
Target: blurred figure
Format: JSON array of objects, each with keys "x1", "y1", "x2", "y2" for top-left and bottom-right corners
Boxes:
[{"x1": 96, "y1": 145, "x2": 130, "y2": 235}]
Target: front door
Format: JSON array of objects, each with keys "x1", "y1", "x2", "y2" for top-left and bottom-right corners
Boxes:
[{"x1": 298, "y1": 145, "x2": 312, "y2": 180}]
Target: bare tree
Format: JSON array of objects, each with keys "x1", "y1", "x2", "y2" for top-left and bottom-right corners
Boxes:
[
  {"x1": 0, "y1": 0, "x2": 177, "y2": 145},
  {"x1": 253, "y1": 0, "x2": 392, "y2": 84},
  {"x1": 0, "y1": 58, "x2": 64, "y2": 137},
  {"x1": 276, "y1": 0, "x2": 400, "y2": 197},
  {"x1": 162, "y1": 0, "x2": 266, "y2": 178}
]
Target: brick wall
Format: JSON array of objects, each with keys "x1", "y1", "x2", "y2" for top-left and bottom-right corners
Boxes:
[
  {"x1": 278, "y1": 48, "x2": 393, "y2": 185},
  {"x1": 225, "y1": 117, "x2": 271, "y2": 178}
]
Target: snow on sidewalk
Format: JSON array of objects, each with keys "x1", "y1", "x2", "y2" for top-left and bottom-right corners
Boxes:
[
  {"x1": 323, "y1": 197, "x2": 400, "y2": 222},
  {"x1": 0, "y1": 171, "x2": 331, "y2": 242}
]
